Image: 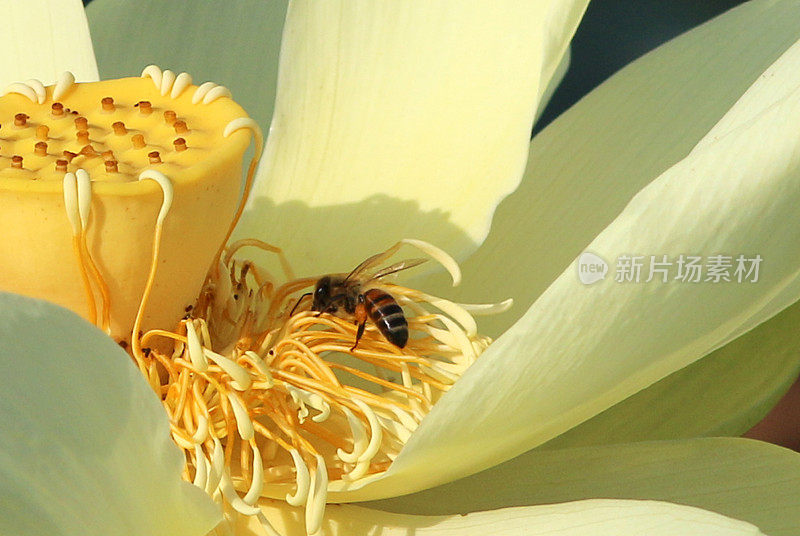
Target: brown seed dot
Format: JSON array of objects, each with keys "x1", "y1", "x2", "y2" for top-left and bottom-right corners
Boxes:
[
  {"x1": 173, "y1": 137, "x2": 187, "y2": 152},
  {"x1": 101, "y1": 97, "x2": 115, "y2": 112},
  {"x1": 76, "y1": 130, "x2": 90, "y2": 144},
  {"x1": 11, "y1": 155, "x2": 23, "y2": 168},
  {"x1": 101, "y1": 150, "x2": 115, "y2": 162},
  {"x1": 14, "y1": 113, "x2": 28, "y2": 127},
  {"x1": 112, "y1": 121, "x2": 127, "y2": 135},
  {"x1": 80, "y1": 144, "x2": 96, "y2": 157},
  {"x1": 51, "y1": 103, "x2": 64, "y2": 117},
  {"x1": 55, "y1": 159, "x2": 68, "y2": 172},
  {"x1": 63, "y1": 150, "x2": 78, "y2": 162},
  {"x1": 173, "y1": 120, "x2": 188, "y2": 134},
  {"x1": 34, "y1": 141, "x2": 47, "y2": 157},
  {"x1": 104, "y1": 160, "x2": 119, "y2": 173},
  {"x1": 148, "y1": 151, "x2": 162, "y2": 164},
  {"x1": 35, "y1": 125, "x2": 49, "y2": 141},
  {"x1": 74, "y1": 116, "x2": 88, "y2": 131},
  {"x1": 136, "y1": 101, "x2": 152, "y2": 115},
  {"x1": 131, "y1": 133, "x2": 146, "y2": 149},
  {"x1": 164, "y1": 110, "x2": 177, "y2": 125}
]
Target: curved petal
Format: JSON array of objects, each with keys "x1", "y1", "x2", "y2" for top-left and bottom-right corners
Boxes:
[
  {"x1": 86, "y1": 0, "x2": 287, "y2": 130},
  {"x1": 368, "y1": 438, "x2": 799, "y2": 536},
  {"x1": 0, "y1": 293, "x2": 219, "y2": 536},
  {"x1": 541, "y1": 297, "x2": 800, "y2": 449},
  {"x1": 234, "y1": 499, "x2": 761, "y2": 536},
  {"x1": 328, "y1": 32, "x2": 800, "y2": 501},
  {"x1": 237, "y1": 0, "x2": 589, "y2": 276},
  {"x1": 443, "y1": 0, "x2": 800, "y2": 337},
  {"x1": 0, "y1": 0, "x2": 98, "y2": 86}
]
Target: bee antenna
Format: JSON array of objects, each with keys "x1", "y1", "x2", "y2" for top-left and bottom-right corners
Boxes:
[{"x1": 290, "y1": 292, "x2": 313, "y2": 316}]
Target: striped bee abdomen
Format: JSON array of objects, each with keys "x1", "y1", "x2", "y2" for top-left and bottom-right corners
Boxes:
[{"x1": 363, "y1": 288, "x2": 408, "y2": 348}]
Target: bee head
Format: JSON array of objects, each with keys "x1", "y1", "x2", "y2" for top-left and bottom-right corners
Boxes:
[{"x1": 312, "y1": 276, "x2": 332, "y2": 311}]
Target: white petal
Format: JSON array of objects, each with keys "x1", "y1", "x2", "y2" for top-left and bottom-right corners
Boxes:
[
  {"x1": 237, "y1": 0, "x2": 588, "y2": 276},
  {"x1": 243, "y1": 499, "x2": 761, "y2": 535},
  {"x1": 0, "y1": 293, "x2": 219, "y2": 536},
  {"x1": 0, "y1": 0, "x2": 98, "y2": 86}
]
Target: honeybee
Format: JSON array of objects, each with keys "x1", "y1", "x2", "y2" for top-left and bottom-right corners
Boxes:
[{"x1": 293, "y1": 251, "x2": 426, "y2": 350}]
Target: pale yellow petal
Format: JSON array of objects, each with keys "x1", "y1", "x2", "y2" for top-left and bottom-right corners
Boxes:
[
  {"x1": 324, "y1": 33, "x2": 800, "y2": 501},
  {"x1": 232, "y1": 499, "x2": 760, "y2": 535},
  {"x1": 0, "y1": 294, "x2": 219, "y2": 535},
  {"x1": 0, "y1": 0, "x2": 98, "y2": 86},
  {"x1": 237, "y1": 0, "x2": 588, "y2": 276}
]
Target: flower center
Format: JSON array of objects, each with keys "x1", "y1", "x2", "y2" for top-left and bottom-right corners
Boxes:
[{"x1": 135, "y1": 237, "x2": 506, "y2": 534}]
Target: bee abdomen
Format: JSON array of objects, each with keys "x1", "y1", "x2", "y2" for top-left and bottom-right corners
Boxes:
[{"x1": 364, "y1": 289, "x2": 408, "y2": 348}]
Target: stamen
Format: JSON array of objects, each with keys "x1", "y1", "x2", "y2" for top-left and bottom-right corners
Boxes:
[
  {"x1": 10, "y1": 155, "x2": 22, "y2": 168},
  {"x1": 24, "y1": 79, "x2": 46, "y2": 104},
  {"x1": 34, "y1": 142, "x2": 47, "y2": 156},
  {"x1": 51, "y1": 103, "x2": 64, "y2": 118},
  {"x1": 193, "y1": 444, "x2": 208, "y2": 489},
  {"x1": 170, "y1": 72, "x2": 193, "y2": 99},
  {"x1": 53, "y1": 71, "x2": 75, "y2": 101},
  {"x1": 131, "y1": 133, "x2": 146, "y2": 148},
  {"x1": 112, "y1": 121, "x2": 127, "y2": 135},
  {"x1": 35, "y1": 125, "x2": 49, "y2": 141},
  {"x1": 160, "y1": 69, "x2": 176, "y2": 96},
  {"x1": 285, "y1": 449, "x2": 310, "y2": 506},
  {"x1": 14, "y1": 113, "x2": 28, "y2": 127},
  {"x1": 4, "y1": 82, "x2": 37, "y2": 103},
  {"x1": 141, "y1": 65, "x2": 163, "y2": 89},
  {"x1": 305, "y1": 455, "x2": 328, "y2": 536},
  {"x1": 101, "y1": 97, "x2": 115, "y2": 112},
  {"x1": 74, "y1": 116, "x2": 89, "y2": 131},
  {"x1": 131, "y1": 170, "x2": 173, "y2": 361},
  {"x1": 173, "y1": 120, "x2": 188, "y2": 134}
]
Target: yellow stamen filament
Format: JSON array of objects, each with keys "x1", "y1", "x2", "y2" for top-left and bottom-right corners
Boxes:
[{"x1": 130, "y1": 170, "x2": 173, "y2": 362}]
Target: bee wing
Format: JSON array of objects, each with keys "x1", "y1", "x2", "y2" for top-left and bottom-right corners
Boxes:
[
  {"x1": 343, "y1": 251, "x2": 389, "y2": 283},
  {"x1": 366, "y1": 258, "x2": 427, "y2": 283}
]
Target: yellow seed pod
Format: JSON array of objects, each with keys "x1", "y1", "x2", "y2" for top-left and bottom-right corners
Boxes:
[{"x1": 0, "y1": 73, "x2": 254, "y2": 344}]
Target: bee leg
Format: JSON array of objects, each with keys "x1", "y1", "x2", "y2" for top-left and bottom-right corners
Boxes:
[{"x1": 351, "y1": 296, "x2": 368, "y2": 351}]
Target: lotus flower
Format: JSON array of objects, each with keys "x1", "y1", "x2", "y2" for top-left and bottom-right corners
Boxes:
[{"x1": 2, "y1": 0, "x2": 800, "y2": 535}]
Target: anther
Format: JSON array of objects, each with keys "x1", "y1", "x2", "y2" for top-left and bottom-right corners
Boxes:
[
  {"x1": 76, "y1": 130, "x2": 90, "y2": 144},
  {"x1": 164, "y1": 110, "x2": 177, "y2": 124},
  {"x1": 35, "y1": 125, "x2": 49, "y2": 141},
  {"x1": 74, "y1": 116, "x2": 88, "y2": 131},
  {"x1": 51, "y1": 103, "x2": 65, "y2": 117},
  {"x1": 136, "y1": 100, "x2": 152, "y2": 115},
  {"x1": 101, "y1": 150, "x2": 115, "y2": 162},
  {"x1": 14, "y1": 113, "x2": 28, "y2": 127},
  {"x1": 112, "y1": 121, "x2": 127, "y2": 135},
  {"x1": 148, "y1": 151, "x2": 162, "y2": 164},
  {"x1": 131, "y1": 134, "x2": 146, "y2": 148},
  {"x1": 55, "y1": 159, "x2": 68, "y2": 172},
  {"x1": 80, "y1": 144, "x2": 96, "y2": 157},
  {"x1": 173, "y1": 137, "x2": 187, "y2": 152},
  {"x1": 104, "y1": 160, "x2": 119, "y2": 173},
  {"x1": 63, "y1": 150, "x2": 78, "y2": 162},
  {"x1": 34, "y1": 141, "x2": 47, "y2": 157},
  {"x1": 11, "y1": 155, "x2": 23, "y2": 168},
  {"x1": 174, "y1": 120, "x2": 188, "y2": 134},
  {"x1": 101, "y1": 97, "x2": 115, "y2": 112}
]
